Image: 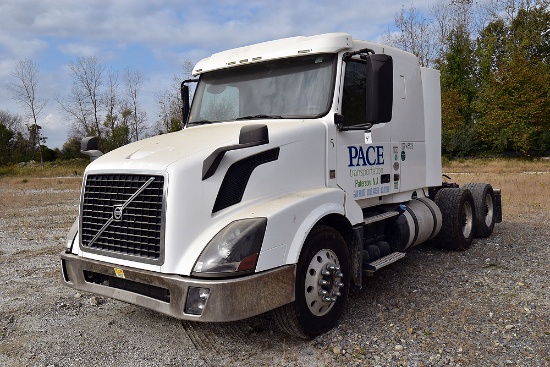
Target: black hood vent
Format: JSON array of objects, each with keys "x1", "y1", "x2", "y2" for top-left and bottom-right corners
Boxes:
[{"x1": 213, "y1": 148, "x2": 280, "y2": 213}]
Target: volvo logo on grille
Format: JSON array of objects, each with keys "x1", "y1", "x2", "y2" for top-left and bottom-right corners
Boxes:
[{"x1": 113, "y1": 205, "x2": 123, "y2": 221}]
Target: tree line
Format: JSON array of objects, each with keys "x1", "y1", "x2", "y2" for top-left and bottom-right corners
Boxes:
[{"x1": 383, "y1": 0, "x2": 550, "y2": 156}]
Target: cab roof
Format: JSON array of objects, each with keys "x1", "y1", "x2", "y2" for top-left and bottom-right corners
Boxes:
[{"x1": 192, "y1": 33, "x2": 353, "y2": 75}]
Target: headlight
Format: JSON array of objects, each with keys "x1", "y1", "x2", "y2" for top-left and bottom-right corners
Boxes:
[
  {"x1": 192, "y1": 218, "x2": 267, "y2": 277},
  {"x1": 66, "y1": 217, "x2": 79, "y2": 252}
]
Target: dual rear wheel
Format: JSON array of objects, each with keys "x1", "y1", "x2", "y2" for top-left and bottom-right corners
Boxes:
[{"x1": 433, "y1": 183, "x2": 496, "y2": 250}]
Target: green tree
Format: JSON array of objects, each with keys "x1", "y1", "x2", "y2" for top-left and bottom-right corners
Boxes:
[
  {"x1": 101, "y1": 105, "x2": 132, "y2": 153},
  {"x1": 0, "y1": 123, "x2": 15, "y2": 165},
  {"x1": 169, "y1": 117, "x2": 182, "y2": 133},
  {"x1": 103, "y1": 123, "x2": 131, "y2": 152},
  {"x1": 39, "y1": 145, "x2": 57, "y2": 162},
  {"x1": 475, "y1": 19, "x2": 508, "y2": 86},
  {"x1": 61, "y1": 137, "x2": 82, "y2": 160},
  {"x1": 12, "y1": 131, "x2": 33, "y2": 163},
  {"x1": 440, "y1": 25, "x2": 478, "y2": 156},
  {"x1": 27, "y1": 123, "x2": 46, "y2": 163},
  {"x1": 474, "y1": 5, "x2": 550, "y2": 154},
  {"x1": 510, "y1": 6, "x2": 550, "y2": 63},
  {"x1": 475, "y1": 58, "x2": 550, "y2": 154}
]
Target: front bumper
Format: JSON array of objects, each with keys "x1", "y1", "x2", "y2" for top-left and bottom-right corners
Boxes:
[{"x1": 60, "y1": 252, "x2": 296, "y2": 322}]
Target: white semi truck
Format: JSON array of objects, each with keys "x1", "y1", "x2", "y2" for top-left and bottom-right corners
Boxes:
[{"x1": 61, "y1": 33, "x2": 502, "y2": 339}]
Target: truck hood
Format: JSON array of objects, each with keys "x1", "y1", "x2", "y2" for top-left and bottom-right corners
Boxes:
[{"x1": 87, "y1": 123, "x2": 254, "y2": 172}]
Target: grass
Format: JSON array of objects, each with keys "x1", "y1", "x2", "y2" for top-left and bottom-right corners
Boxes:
[
  {"x1": 0, "y1": 160, "x2": 86, "y2": 214},
  {"x1": 0, "y1": 157, "x2": 547, "y2": 220},
  {"x1": 442, "y1": 158, "x2": 549, "y2": 219},
  {"x1": 0, "y1": 159, "x2": 89, "y2": 178},
  {"x1": 442, "y1": 157, "x2": 550, "y2": 174}
]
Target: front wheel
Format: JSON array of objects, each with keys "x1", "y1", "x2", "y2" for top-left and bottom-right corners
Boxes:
[{"x1": 272, "y1": 225, "x2": 350, "y2": 339}]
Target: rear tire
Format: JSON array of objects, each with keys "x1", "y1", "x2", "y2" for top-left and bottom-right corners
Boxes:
[
  {"x1": 462, "y1": 183, "x2": 495, "y2": 238},
  {"x1": 433, "y1": 188, "x2": 476, "y2": 251},
  {"x1": 272, "y1": 225, "x2": 350, "y2": 339}
]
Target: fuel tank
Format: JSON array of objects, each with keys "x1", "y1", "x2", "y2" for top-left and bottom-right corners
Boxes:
[{"x1": 385, "y1": 197, "x2": 442, "y2": 251}]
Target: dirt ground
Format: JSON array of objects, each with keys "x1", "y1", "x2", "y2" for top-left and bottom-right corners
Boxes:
[{"x1": 0, "y1": 170, "x2": 548, "y2": 367}]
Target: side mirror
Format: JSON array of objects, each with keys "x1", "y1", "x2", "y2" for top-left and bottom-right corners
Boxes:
[
  {"x1": 81, "y1": 136, "x2": 103, "y2": 161},
  {"x1": 366, "y1": 54, "x2": 393, "y2": 124}
]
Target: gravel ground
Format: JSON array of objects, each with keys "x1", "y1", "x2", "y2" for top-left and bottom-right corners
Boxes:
[{"x1": 0, "y1": 177, "x2": 548, "y2": 367}]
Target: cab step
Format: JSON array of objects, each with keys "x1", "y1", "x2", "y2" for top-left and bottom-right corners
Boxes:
[
  {"x1": 363, "y1": 252, "x2": 406, "y2": 275},
  {"x1": 363, "y1": 211, "x2": 399, "y2": 225}
]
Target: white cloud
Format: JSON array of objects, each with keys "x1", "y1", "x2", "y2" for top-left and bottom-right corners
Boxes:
[
  {"x1": 58, "y1": 43, "x2": 99, "y2": 57},
  {"x1": 43, "y1": 113, "x2": 63, "y2": 129}
]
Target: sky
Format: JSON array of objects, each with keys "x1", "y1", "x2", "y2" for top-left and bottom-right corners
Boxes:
[{"x1": 0, "y1": 0, "x2": 434, "y2": 150}]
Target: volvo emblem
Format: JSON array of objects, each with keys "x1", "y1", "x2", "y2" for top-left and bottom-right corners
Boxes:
[{"x1": 113, "y1": 205, "x2": 123, "y2": 221}]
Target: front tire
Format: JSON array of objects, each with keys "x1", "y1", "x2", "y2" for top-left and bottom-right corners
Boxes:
[
  {"x1": 272, "y1": 225, "x2": 350, "y2": 339},
  {"x1": 433, "y1": 188, "x2": 476, "y2": 251}
]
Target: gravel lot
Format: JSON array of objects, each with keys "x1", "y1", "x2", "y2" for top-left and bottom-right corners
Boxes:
[{"x1": 0, "y1": 176, "x2": 548, "y2": 367}]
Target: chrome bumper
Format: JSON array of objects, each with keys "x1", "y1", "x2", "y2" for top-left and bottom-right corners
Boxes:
[{"x1": 60, "y1": 252, "x2": 296, "y2": 322}]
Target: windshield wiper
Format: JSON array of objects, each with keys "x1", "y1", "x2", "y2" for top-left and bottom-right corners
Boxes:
[{"x1": 236, "y1": 114, "x2": 283, "y2": 120}]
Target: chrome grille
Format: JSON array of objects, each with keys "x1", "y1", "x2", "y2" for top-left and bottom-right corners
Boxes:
[{"x1": 81, "y1": 174, "x2": 165, "y2": 263}]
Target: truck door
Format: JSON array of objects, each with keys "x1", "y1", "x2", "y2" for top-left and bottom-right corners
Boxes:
[{"x1": 335, "y1": 58, "x2": 398, "y2": 204}]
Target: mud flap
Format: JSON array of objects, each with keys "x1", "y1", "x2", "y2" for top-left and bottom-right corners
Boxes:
[{"x1": 494, "y1": 189, "x2": 503, "y2": 223}]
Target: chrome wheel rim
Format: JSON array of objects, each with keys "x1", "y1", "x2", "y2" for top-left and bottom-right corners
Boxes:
[
  {"x1": 304, "y1": 249, "x2": 344, "y2": 316},
  {"x1": 484, "y1": 193, "x2": 494, "y2": 227},
  {"x1": 462, "y1": 200, "x2": 474, "y2": 238}
]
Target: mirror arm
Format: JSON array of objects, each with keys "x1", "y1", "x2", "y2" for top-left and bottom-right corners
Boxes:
[
  {"x1": 343, "y1": 48, "x2": 375, "y2": 61},
  {"x1": 337, "y1": 125, "x2": 373, "y2": 132},
  {"x1": 334, "y1": 114, "x2": 373, "y2": 132}
]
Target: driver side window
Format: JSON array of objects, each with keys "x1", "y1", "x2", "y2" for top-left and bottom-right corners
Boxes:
[{"x1": 341, "y1": 60, "x2": 366, "y2": 127}]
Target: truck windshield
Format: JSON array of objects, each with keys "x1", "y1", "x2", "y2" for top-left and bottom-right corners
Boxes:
[{"x1": 188, "y1": 54, "x2": 336, "y2": 124}]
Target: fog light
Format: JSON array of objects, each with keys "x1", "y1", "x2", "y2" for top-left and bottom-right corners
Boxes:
[{"x1": 185, "y1": 287, "x2": 210, "y2": 315}]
